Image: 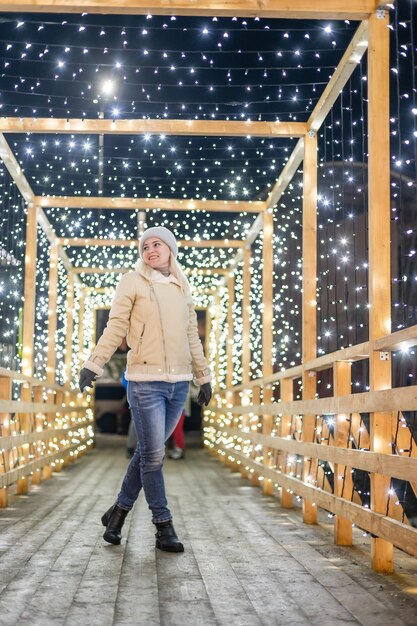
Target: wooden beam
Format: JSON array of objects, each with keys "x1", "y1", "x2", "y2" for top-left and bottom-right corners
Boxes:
[
  {"x1": 213, "y1": 294, "x2": 221, "y2": 391},
  {"x1": 231, "y1": 324, "x2": 417, "y2": 394},
  {"x1": 35, "y1": 196, "x2": 265, "y2": 213},
  {"x1": 0, "y1": 118, "x2": 307, "y2": 138},
  {"x1": 265, "y1": 19, "x2": 369, "y2": 216},
  {"x1": 250, "y1": 385, "x2": 262, "y2": 487},
  {"x1": 73, "y1": 266, "x2": 231, "y2": 275},
  {"x1": 0, "y1": 133, "x2": 34, "y2": 204},
  {"x1": 368, "y1": 10, "x2": 393, "y2": 575},
  {"x1": 226, "y1": 276, "x2": 235, "y2": 390},
  {"x1": 221, "y1": 426, "x2": 417, "y2": 485},
  {"x1": 265, "y1": 138, "x2": 304, "y2": 211},
  {"x1": 17, "y1": 382, "x2": 32, "y2": 494},
  {"x1": 242, "y1": 246, "x2": 251, "y2": 385},
  {"x1": 262, "y1": 209, "x2": 274, "y2": 381},
  {"x1": 307, "y1": 21, "x2": 369, "y2": 133},
  {"x1": 222, "y1": 212, "x2": 264, "y2": 282},
  {"x1": 73, "y1": 267, "x2": 130, "y2": 274},
  {"x1": 83, "y1": 287, "x2": 114, "y2": 294},
  {"x1": 233, "y1": 364, "x2": 304, "y2": 392},
  {"x1": 214, "y1": 384, "x2": 417, "y2": 417},
  {"x1": 305, "y1": 342, "x2": 370, "y2": 372},
  {"x1": 0, "y1": 442, "x2": 93, "y2": 490},
  {"x1": 262, "y1": 208, "x2": 274, "y2": 495},
  {"x1": 57, "y1": 237, "x2": 245, "y2": 248},
  {"x1": 333, "y1": 361, "x2": 353, "y2": 546},
  {"x1": 37, "y1": 208, "x2": 78, "y2": 280},
  {"x1": 302, "y1": 131, "x2": 318, "y2": 525},
  {"x1": 279, "y1": 378, "x2": 294, "y2": 509},
  {"x1": 0, "y1": 1, "x2": 382, "y2": 19},
  {"x1": 64, "y1": 273, "x2": 75, "y2": 388},
  {"x1": 373, "y1": 323, "x2": 417, "y2": 353},
  {"x1": 0, "y1": 376, "x2": 12, "y2": 507},
  {"x1": 46, "y1": 243, "x2": 59, "y2": 387},
  {"x1": 0, "y1": 133, "x2": 77, "y2": 280},
  {"x1": 0, "y1": 425, "x2": 90, "y2": 451},
  {"x1": 21, "y1": 204, "x2": 38, "y2": 378}
]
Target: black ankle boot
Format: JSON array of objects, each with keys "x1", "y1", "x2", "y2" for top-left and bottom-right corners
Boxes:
[
  {"x1": 101, "y1": 503, "x2": 129, "y2": 545},
  {"x1": 155, "y1": 521, "x2": 184, "y2": 553}
]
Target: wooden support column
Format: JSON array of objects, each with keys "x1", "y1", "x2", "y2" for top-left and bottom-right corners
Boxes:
[
  {"x1": 226, "y1": 275, "x2": 235, "y2": 391},
  {"x1": 239, "y1": 245, "x2": 252, "y2": 480},
  {"x1": 44, "y1": 243, "x2": 60, "y2": 482},
  {"x1": 64, "y1": 272, "x2": 75, "y2": 388},
  {"x1": 53, "y1": 389, "x2": 64, "y2": 473},
  {"x1": 242, "y1": 245, "x2": 252, "y2": 384},
  {"x1": 22, "y1": 203, "x2": 37, "y2": 377},
  {"x1": 17, "y1": 383, "x2": 32, "y2": 495},
  {"x1": 0, "y1": 376, "x2": 12, "y2": 507},
  {"x1": 262, "y1": 208, "x2": 275, "y2": 496},
  {"x1": 31, "y1": 385, "x2": 44, "y2": 486},
  {"x1": 279, "y1": 378, "x2": 294, "y2": 508},
  {"x1": 333, "y1": 361, "x2": 353, "y2": 545},
  {"x1": 46, "y1": 243, "x2": 59, "y2": 387},
  {"x1": 302, "y1": 132, "x2": 318, "y2": 525},
  {"x1": 250, "y1": 384, "x2": 261, "y2": 487},
  {"x1": 213, "y1": 293, "x2": 221, "y2": 391},
  {"x1": 225, "y1": 276, "x2": 236, "y2": 471},
  {"x1": 78, "y1": 287, "x2": 86, "y2": 370},
  {"x1": 368, "y1": 10, "x2": 394, "y2": 574}
]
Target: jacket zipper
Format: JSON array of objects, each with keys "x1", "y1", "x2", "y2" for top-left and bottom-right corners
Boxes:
[{"x1": 150, "y1": 283, "x2": 168, "y2": 372}]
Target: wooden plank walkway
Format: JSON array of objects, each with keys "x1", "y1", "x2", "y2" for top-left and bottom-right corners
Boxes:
[{"x1": 1, "y1": 434, "x2": 417, "y2": 626}]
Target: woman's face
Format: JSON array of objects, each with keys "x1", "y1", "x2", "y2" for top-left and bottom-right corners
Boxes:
[{"x1": 142, "y1": 237, "x2": 171, "y2": 268}]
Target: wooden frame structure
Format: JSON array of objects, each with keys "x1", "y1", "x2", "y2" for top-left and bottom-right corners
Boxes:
[{"x1": 2, "y1": 0, "x2": 416, "y2": 576}]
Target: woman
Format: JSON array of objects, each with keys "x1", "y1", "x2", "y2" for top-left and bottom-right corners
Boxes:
[{"x1": 79, "y1": 226, "x2": 212, "y2": 552}]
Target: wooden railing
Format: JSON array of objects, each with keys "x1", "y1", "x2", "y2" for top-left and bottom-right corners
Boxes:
[
  {"x1": 0, "y1": 367, "x2": 94, "y2": 507},
  {"x1": 204, "y1": 324, "x2": 417, "y2": 567}
]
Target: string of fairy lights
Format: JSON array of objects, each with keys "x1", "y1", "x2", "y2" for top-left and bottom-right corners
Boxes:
[
  {"x1": 0, "y1": 14, "x2": 356, "y2": 122},
  {"x1": 0, "y1": 5, "x2": 416, "y2": 521}
]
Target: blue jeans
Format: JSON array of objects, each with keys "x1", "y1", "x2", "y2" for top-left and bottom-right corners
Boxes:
[{"x1": 117, "y1": 380, "x2": 189, "y2": 524}]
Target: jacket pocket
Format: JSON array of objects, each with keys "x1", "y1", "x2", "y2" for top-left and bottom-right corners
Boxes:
[{"x1": 135, "y1": 323, "x2": 146, "y2": 356}]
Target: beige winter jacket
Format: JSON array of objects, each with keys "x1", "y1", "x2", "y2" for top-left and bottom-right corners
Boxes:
[{"x1": 83, "y1": 259, "x2": 211, "y2": 385}]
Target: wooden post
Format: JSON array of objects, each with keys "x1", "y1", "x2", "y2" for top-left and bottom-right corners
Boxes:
[
  {"x1": 302, "y1": 132, "x2": 318, "y2": 525},
  {"x1": 368, "y1": 9, "x2": 393, "y2": 574},
  {"x1": 250, "y1": 384, "x2": 261, "y2": 487},
  {"x1": 44, "y1": 242, "x2": 59, "y2": 481},
  {"x1": 242, "y1": 245, "x2": 252, "y2": 383},
  {"x1": 333, "y1": 361, "x2": 353, "y2": 545},
  {"x1": 53, "y1": 389, "x2": 64, "y2": 473},
  {"x1": 31, "y1": 385, "x2": 44, "y2": 485},
  {"x1": 0, "y1": 376, "x2": 12, "y2": 507},
  {"x1": 17, "y1": 383, "x2": 32, "y2": 495},
  {"x1": 22, "y1": 203, "x2": 37, "y2": 377},
  {"x1": 230, "y1": 388, "x2": 241, "y2": 472},
  {"x1": 64, "y1": 272, "x2": 75, "y2": 388},
  {"x1": 226, "y1": 275, "x2": 235, "y2": 391},
  {"x1": 77, "y1": 287, "x2": 86, "y2": 370},
  {"x1": 238, "y1": 245, "x2": 252, "y2": 480},
  {"x1": 225, "y1": 268, "x2": 236, "y2": 469},
  {"x1": 279, "y1": 377, "x2": 294, "y2": 508},
  {"x1": 262, "y1": 208, "x2": 274, "y2": 496},
  {"x1": 46, "y1": 242, "x2": 59, "y2": 387},
  {"x1": 213, "y1": 293, "x2": 221, "y2": 391}
]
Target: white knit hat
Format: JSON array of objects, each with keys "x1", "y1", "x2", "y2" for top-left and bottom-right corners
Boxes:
[{"x1": 139, "y1": 226, "x2": 178, "y2": 258}]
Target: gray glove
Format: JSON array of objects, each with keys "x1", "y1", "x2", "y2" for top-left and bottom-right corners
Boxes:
[
  {"x1": 79, "y1": 367, "x2": 97, "y2": 392},
  {"x1": 197, "y1": 383, "x2": 212, "y2": 406}
]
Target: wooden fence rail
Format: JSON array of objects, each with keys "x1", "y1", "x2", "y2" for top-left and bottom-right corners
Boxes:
[
  {"x1": 205, "y1": 324, "x2": 417, "y2": 568},
  {"x1": 0, "y1": 368, "x2": 93, "y2": 507}
]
